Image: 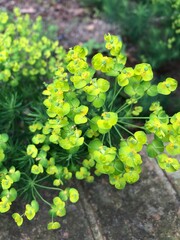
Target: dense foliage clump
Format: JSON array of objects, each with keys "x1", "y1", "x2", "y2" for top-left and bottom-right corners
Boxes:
[
  {"x1": 0, "y1": 8, "x2": 65, "y2": 87},
  {"x1": 0, "y1": 8, "x2": 65, "y2": 138},
  {"x1": 80, "y1": 0, "x2": 180, "y2": 68}
]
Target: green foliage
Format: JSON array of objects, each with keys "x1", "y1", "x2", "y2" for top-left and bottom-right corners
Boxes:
[
  {"x1": 82, "y1": 39, "x2": 106, "y2": 55},
  {"x1": 0, "y1": 24, "x2": 179, "y2": 230},
  {"x1": 0, "y1": 7, "x2": 65, "y2": 86},
  {"x1": 0, "y1": 7, "x2": 65, "y2": 145},
  {"x1": 0, "y1": 8, "x2": 67, "y2": 230},
  {"x1": 80, "y1": 0, "x2": 180, "y2": 68}
]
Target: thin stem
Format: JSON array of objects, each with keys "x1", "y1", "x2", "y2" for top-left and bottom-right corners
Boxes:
[
  {"x1": 17, "y1": 186, "x2": 27, "y2": 192},
  {"x1": 114, "y1": 125, "x2": 124, "y2": 140},
  {"x1": 109, "y1": 86, "x2": 123, "y2": 110},
  {"x1": 34, "y1": 187, "x2": 51, "y2": 207},
  {"x1": 31, "y1": 187, "x2": 37, "y2": 201},
  {"x1": 118, "y1": 120, "x2": 145, "y2": 130},
  {"x1": 35, "y1": 183, "x2": 62, "y2": 191},
  {"x1": 84, "y1": 141, "x2": 89, "y2": 147},
  {"x1": 21, "y1": 172, "x2": 31, "y2": 180},
  {"x1": 120, "y1": 116, "x2": 150, "y2": 120},
  {"x1": 18, "y1": 187, "x2": 29, "y2": 198},
  {"x1": 116, "y1": 123, "x2": 134, "y2": 136},
  {"x1": 116, "y1": 103, "x2": 129, "y2": 114},
  {"x1": 108, "y1": 80, "x2": 117, "y2": 109},
  {"x1": 101, "y1": 134, "x2": 106, "y2": 144},
  {"x1": 108, "y1": 131, "x2": 112, "y2": 147},
  {"x1": 36, "y1": 175, "x2": 50, "y2": 183},
  {"x1": 20, "y1": 177, "x2": 29, "y2": 182}
]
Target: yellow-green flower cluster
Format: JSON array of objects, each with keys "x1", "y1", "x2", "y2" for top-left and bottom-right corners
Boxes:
[
  {"x1": 0, "y1": 133, "x2": 20, "y2": 214},
  {"x1": 146, "y1": 107, "x2": 180, "y2": 172},
  {"x1": 5, "y1": 33, "x2": 178, "y2": 231},
  {"x1": 0, "y1": 8, "x2": 65, "y2": 86},
  {"x1": 28, "y1": 33, "x2": 179, "y2": 195}
]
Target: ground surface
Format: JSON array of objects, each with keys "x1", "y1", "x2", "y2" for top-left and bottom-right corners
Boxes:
[
  {"x1": 0, "y1": 154, "x2": 180, "y2": 240},
  {"x1": 0, "y1": 1, "x2": 180, "y2": 239}
]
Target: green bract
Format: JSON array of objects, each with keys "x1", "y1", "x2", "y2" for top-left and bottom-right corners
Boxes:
[
  {"x1": 69, "y1": 188, "x2": 79, "y2": 203},
  {"x1": 157, "y1": 78, "x2": 178, "y2": 95},
  {"x1": 12, "y1": 213, "x2": 23, "y2": 226},
  {"x1": 47, "y1": 221, "x2": 61, "y2": 230},
  {"x1": 0, "y1": 30, "x2": 179, "y2": 231}
]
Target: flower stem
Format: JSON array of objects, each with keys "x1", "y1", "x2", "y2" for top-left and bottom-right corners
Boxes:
[
  {"x1": 35, "y1": 183, "x2": 62, "y2": 191},
  {"x1": 109, "y1": 85, "x2": 123, "y2": 110},
  {"x1": 101, "y1": 134, "x2": 106, "y2": 144},
  {"x1": 116, "y1": 123, "x2": 134, "y2": 136},
  {"x1": 118, "y1": 120, "x2": 145, "y2": 130},
  {"x1": 36, "y1": 175, "x2": 50, "y2": 183},
  {"x1": 108, "y1": 131, "x2": 112, "y2": 147},
  {"x1": 34, "y1": 187, "x2": 51, "y2": 207},
  {"x1": 114, "y1": 125, "x2": 124, "y2": 140},
  {"x1": 120, "y1": 116, "x2": 150, "y2": 120},
  {"x1": 116, "y1": 103, "x2": 129, "y2": 114}
]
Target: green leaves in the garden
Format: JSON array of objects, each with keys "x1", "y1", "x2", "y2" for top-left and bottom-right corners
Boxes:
[
  {"x1": 25, "y1": 200, "x2": 39, "y2": 220},
  {"x1": 0, "y1": 133, "x2": 9, "y2": 162},
  {"x1": 0, "y1": 8, "x2": 65, "y2": 86},
  {"x1": 27, "y1": 144, "x2": 38, "y2": 158},
  {"x1": 92, "y1": 53, "x2": 114, "y2": 73},
  {"x1": 0, "y1": 196, "x2": 11, "y2": 213},
  {"x1": 157, "y1": 154, "x2": 180, "y2": 173},
  {"x1": 97, "y1": 112, "x2": 118, "y2": 134},
  {"x1": 69, "y1": 188, "x2": 79, "y2": 203},
  {"x1": 147, "y1": 137, "x2": 164, "y2": 158},
  {"x1": 1, "y1": 29, "x2": 179, "y2": 232},
  {"x1": 47, "y1": 221, "x2": 61, "y2": 230},
  {"x1": 134, "y1": 63, "x2": 153, "y2": 81},
  {"x1": 157, "y1": 78, "x2": 178, "y2": 95},
  {"x1": 117, "y1": 67, "x2": 134, "y2": 86},
  {"x1": 12, "y1": 213, "x2": 23, "y2": 226}
]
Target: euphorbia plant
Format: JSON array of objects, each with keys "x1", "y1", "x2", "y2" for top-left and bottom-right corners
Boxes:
[
  {"x1": 0, "y1": 7, "x2": 65, "y2": 87},
  {"x1": 0, "y1": 34, "x2": 179, "y2": 230}
]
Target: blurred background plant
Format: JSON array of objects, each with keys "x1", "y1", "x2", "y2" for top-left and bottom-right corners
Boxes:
[
  {"x1": 0, "y1": 7, "x2": 65, "y2": 140},
  {"x1": 0, "y1": 7, "x2": 65, "y2": 205},
  {"x1": 79, "y1": 0, "x2": 180, "y2": 69},
  {"x1": 0, "y1": 6, "x2": 68, "y2": 229}
]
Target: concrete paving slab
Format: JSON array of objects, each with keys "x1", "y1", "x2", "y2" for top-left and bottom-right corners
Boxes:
[
  {"x1": 0, "y1": 155, "x2": 179, "y2": 240},
  {"x1": 0, "y1": 195, "x2": 93, "y2": 240},
  {"x1": 81, "y1": 157, "x2": 180, "y2": 240},
  {"x1": 167, "y1": 171, "x2": 180, "y2": 198}
]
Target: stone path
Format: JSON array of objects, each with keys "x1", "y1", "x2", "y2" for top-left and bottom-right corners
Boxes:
[{"x1": 0, "y1": 154, "x2": 179, "y2": 240}]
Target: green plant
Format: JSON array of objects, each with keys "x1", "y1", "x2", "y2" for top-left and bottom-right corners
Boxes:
[
  {"x1": 0, "y1": 8, "x2": 67, "y2": 229},
  {"x1": 82, "y1": 38, "x2": 106, "y2": 55},
  {"x1": 80, "y1": 0, "x2": 180, "y2": 68},
  {"x1": 79, "y1": 0, "x2": 103, "y2": 9},
  {"x1": 0, "y1": 7, "x2": 65, "y2": 87},
  {"x1": 1, "y1": 34, "x2": 179, "y2": 230},
  {"x1": 0, "y1": 7, "x2": 66, "y2": 144}
]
